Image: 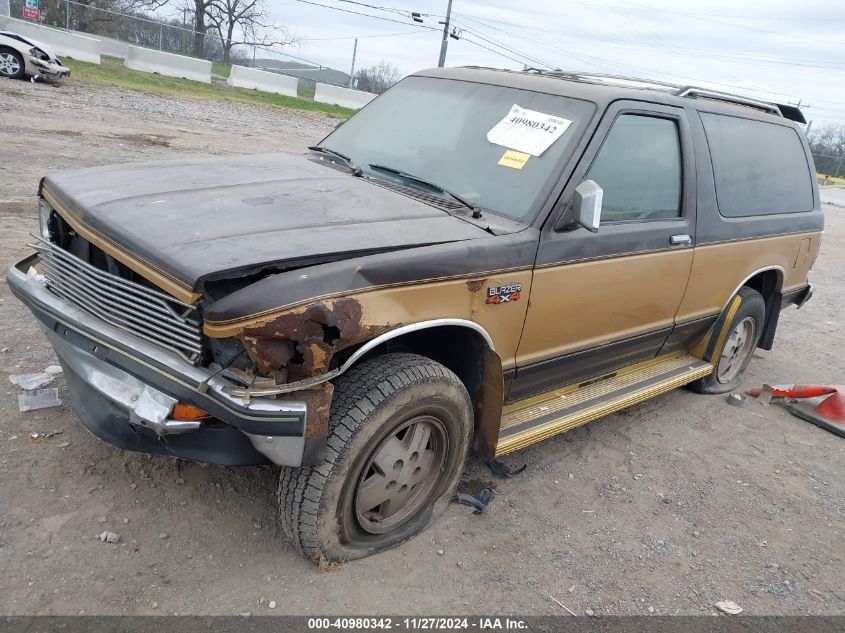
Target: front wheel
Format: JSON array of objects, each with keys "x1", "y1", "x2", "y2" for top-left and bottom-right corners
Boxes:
[
  {"x1": 688, "y1": 286, "x2": 765, "y2": 394},
  {"x1": 0, "y1": 48, "x2": 25, "y2": 79},
  {"x1": 279, "y1": 353, "x2": 473, "y2": 562}
]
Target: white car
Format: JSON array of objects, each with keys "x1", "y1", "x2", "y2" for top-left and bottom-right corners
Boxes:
[{"x1": 0, "y1": 31, "x2": 70, "y2": 81}]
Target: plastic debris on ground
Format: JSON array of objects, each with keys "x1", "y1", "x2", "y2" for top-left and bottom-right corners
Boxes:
[
  {"x1": 97, "y1": 531, "x2": 121, "y2": 544},
  {"x1": 18, "y1": 388, "x2": 62, "y2": 412},
  {"x1": 9, "y1": 372, "x2": 57, "y2": 390},
  {"x1": 10, "y1": 365, "x2": 63, "y2": 412},
  {"x1": 485, "y1": 458, "x2": 527, "y2": 478},
  {"x1": 715, "y1": 601, "x2": 743, "y2": 615},
  {"x1": 455, "y1": 488, "x2": 494, "y2": 514}
]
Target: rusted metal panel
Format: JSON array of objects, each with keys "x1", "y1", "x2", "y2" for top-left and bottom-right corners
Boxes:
[{"x1": 239, "y1": 297, "x2": 393, "y2": 381}]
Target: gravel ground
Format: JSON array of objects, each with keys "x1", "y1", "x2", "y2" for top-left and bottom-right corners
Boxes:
[{"x1": 0, "y1": 79, "x2": 843, "y2": 617}]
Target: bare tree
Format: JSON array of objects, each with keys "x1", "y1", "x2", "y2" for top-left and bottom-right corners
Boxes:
[
  {"x1": 204, "y1": 0, "x2": 294, "y2": 65},
  {"x1": 809, "y1": 123, "x2": 845, "y2": 178},
  {"x1": 354, "y1": 60, "x2": 400, "y2": 94}
]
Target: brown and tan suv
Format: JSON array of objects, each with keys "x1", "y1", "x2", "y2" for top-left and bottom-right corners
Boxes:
[{"x1": 9, "y1": 67, "x2": 822, "y2": 562}]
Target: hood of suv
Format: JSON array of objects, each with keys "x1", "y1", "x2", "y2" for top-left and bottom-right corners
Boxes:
[{"x1": 41, "y1": 152, "x2": 490, "y2": 292}]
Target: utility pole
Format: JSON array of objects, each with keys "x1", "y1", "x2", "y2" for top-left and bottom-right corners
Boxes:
[
  {"x1": 348, "y1": 37, "x2": 358, "y2": 88},
  {"x1": 437, "y1": 0, "x2": 453, "y2": 67},
  {"x1": 804, "y1": 119, "x2": 813, "y2": 138}
]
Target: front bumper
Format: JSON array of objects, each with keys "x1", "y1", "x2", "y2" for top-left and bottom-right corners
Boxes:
[
  {"x1": 7, "y1": 254, "x2": 310, "y2": 467},
  {"x1": 28, "y1": 57, "x2": 71, "y2": 80}
]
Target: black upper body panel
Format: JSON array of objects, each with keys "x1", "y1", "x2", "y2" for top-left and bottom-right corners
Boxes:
[{"x1": 40, "y1": 153, "x2": 494, "y2": 290}]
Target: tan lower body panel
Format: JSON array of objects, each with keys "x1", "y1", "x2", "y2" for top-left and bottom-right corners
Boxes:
[{"x1": 495, "y1": 352, "x2": 713, "y2": 456}]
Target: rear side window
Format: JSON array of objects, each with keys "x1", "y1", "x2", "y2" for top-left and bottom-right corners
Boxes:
[
  {"x1": 700, "y1": 113, "x2": 814, "y2": 216},
  {"x1": 586, "y1": 114, "x2": 682, "y2": 222}
]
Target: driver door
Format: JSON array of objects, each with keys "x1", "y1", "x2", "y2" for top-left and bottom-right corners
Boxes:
[{"x1": 510, "y1": 101, "x2": 697, "y2": 401}]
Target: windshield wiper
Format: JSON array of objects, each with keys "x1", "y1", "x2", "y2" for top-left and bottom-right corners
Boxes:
[
  {"x1": 369, "y1": 163, "x2": 481, "y2": 218},
  {"x1": 308, "y1": 146, "x2": 362, "y2": 176}
]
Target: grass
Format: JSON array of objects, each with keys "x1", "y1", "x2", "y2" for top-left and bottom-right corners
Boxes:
[
  {"x1": 297, "y1": 82, "x2": 316, "y2": 100},
  {"x1": 211, "y1": 61, "x2": 231, "y2": 78},
  {"x1": 63, "y1": 57, "x2": 355, "y2": 118}
]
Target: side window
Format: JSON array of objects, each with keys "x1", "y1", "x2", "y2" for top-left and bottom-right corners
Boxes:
[
  {"x1": 586, "y1": 114, "x2": 682, "y2": 222},
  {"x1": 700, "y1": 112, "x2": 814, "y2": 216}
]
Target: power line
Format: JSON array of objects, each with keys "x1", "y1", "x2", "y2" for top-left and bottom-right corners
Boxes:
[
  {"x1": 333, "y1": 0, "x2": 436, "y2": 18},
  {"x1": 291, "y1": 0, "x2": 438, "y2": 31},
  {"x1": 451, "y1": 7, "x2": 845, "y2": 109},
  {"x1": 615, "y1": 0, "x2": 845, "y2": 45},
  {"x1": 300, "y1": 30, "x2": 428, "y2": 40}
]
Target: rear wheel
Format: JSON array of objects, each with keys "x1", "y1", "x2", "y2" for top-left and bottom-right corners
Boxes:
[
  {"x1": 279, "y1": 353, "x2": 473, "y2": 562},
  {"x1": 0, "y1": 48, "x2": 25, "y2": 79},
  {"x1": 688, "y1": 286, "x2": 765, "y2": 394}
]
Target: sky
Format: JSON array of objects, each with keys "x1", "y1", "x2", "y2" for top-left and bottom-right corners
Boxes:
[{"x1": 211, "y1": 0, "x2": 845, "y2": 126}]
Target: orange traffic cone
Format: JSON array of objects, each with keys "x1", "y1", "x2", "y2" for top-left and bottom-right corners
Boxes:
[{"x1": 746, "y1": 384, "x2": 845, "y2": 438}]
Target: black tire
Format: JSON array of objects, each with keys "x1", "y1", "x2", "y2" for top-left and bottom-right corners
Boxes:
[
  {"x1": 0, "y1": 48, "x2": 25, "y2": 79},
  {"x1": 279, "y1": 353, "x2": 473, "y2": 563},
  {"x1": 688, "y1": 286, "x2": 765, "y2": 394}
]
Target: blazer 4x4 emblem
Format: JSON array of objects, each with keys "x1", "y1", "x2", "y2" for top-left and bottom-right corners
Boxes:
[{"x1": 487, "y1": 282, "x2": 522, "y2": 304}]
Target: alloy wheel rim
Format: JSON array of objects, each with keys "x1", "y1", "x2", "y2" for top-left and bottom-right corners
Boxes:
[
  {"x1": 354, "y1": 415, "x2": 448, "y2": 535},
  {"x1": 717, "y1": 316, "x2": 756, "y2": 383},
  {"x1": 0, "y1": 52, "x2": 20, "y2": 75}
]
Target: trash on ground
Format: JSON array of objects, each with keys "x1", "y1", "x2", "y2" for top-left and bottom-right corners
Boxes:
[
  {"x1": 97, "y1": 531, "x2": 121, "y2": 543},
  {"x1": 547, "y1": 594, "x2": 576, "y2": 616},
  {"x1": 18, "y1": 388, "x2": 62, "y2": 412},
  {"x1": 485, "y1": 458, "x2": 527, "y2": 478},
  {"x1": 726, "y1": 393, "x2": 747, "y2": 407},
  {"x1": 9, "y1": 372, "x2": 56, "y2": 390},
  {"x1": 747, "y1": 384, "x2": 845, "y2": 438},
  {"x1": 715, "y1": 600, "x2": 743, "y2": 615},
  {"x1": 455, "y1": 488, "x2": 494, "y2": 514}
]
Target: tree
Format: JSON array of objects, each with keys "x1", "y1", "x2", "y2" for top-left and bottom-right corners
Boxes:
[
  {"x1": 808, "y1": 123, "x2": 845, "y2": 178},
  {"x1": 205, "y1": 0, "x2": 294, "y2": 65},
  {"x1": 354, "y1": 60, "x2": 400, "y2": 94}
]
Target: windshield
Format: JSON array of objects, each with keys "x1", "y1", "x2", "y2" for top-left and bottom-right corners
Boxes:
[{"x1": 320, "y1": 76, "x2": 595, "y2": 223}]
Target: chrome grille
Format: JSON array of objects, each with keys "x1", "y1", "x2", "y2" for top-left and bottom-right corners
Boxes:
[{"x1": 33, "y1": 236, "x2": 203, "y2": 362}]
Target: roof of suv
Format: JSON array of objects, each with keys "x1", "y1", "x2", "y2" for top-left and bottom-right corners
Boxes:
[{"x1": 413, "y1": 66, "x2": 805, "y2": 124}]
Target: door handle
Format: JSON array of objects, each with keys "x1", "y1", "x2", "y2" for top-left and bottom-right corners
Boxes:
[{"x1": 670, "y1": 234, "x2": 692, "y2": 246}]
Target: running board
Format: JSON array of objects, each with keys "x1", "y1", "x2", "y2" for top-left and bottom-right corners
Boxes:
[{"x1": 496, "y1": 353, "x2": 713, "y2": 456}]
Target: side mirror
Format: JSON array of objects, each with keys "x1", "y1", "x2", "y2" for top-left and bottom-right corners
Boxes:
[{"x1": 573, "y1": 180, "x2": 603, "y2": 233}]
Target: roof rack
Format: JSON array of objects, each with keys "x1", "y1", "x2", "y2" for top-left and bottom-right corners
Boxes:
[
  {"x1": 674, "y1": 87, "x2": 781, "y2": 116},
  {"x1": 456, "y1": 67, "x2": 806, "y2": 123},
  {"x1": 520, "y1": 69, "x2": 793, "y2": 119}
]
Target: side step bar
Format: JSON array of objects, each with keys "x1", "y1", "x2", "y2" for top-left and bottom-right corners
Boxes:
[{"x1": 496, "y1": 353, "x2": 713, "y2": 455}]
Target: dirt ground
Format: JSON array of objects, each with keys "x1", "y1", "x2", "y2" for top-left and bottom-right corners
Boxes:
[{"x1": 0, "y1": 78, "x2": 843, "y2": 617}]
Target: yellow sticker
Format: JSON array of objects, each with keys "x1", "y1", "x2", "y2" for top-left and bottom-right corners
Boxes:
[{"x1": 497, "y1": 150, "x2": 530, "y2": 170}]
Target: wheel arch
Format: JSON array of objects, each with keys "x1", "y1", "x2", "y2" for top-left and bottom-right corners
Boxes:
[
  {"x1": 336, "y1": 319, "x2": 504, "y2": 459},
  {"x1": 693, "y1": 266, "x2": 783, "y2": 361},
  {"x1": 738, "y1": 267, "x2": 784, "y2": 351}
]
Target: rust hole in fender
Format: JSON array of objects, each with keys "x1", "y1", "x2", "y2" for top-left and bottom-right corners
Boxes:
[
  {"x1": 466, "y1": 278, "x2": 487, "y2": 293},
  {"x1": 237, "y1": 297, "x2": 393, "y2": 382}
]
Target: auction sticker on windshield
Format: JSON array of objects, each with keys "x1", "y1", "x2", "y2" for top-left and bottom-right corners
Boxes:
[{"x1": 487, "y1": 104, "x2": 572, "y2": 157}]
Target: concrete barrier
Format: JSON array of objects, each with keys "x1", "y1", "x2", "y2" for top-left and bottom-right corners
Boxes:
[
  {"x1": 71, "y1": 30, "x2": 129, "y2": 59},
  {"x1": 0, "y1": 16, "x2": 100, "y2": 64},
  {"x1": 227, "y1": 64, "x2": 298, "y2": 97},
  {"x1": 124, "y1": 45, "x2": 211, "y2": 83},
  {"x1": 314, "y1": 83, "x2": 377, "y2": 110}
]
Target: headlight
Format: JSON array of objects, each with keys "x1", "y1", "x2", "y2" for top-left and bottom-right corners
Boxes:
[
  {"x1": 37, "y1": 199, "x2": 53, "y2": 240},
  {"x1": 28, "y1": 47, "x2": 48, "y2": 61}
]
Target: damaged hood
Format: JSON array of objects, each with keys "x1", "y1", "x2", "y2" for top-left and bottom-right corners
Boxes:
[{"x1": 41, "y1": 153, "x2": 490, "y2": 290}]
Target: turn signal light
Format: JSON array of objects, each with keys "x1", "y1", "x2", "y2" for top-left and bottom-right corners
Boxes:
[{"x1": 172, "y1": 402, "x2": 211, "y2": 421}]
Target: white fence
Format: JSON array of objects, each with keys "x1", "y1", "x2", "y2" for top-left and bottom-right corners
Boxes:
[
  {"x1": 227, "y1": 64, "x2": 298, "y2": 97},
  {"x1": 314, "y1": 83, "x2": 376, "y2": 110},
  {"x1": 0, "y1": 16, "x2": 100, "y2": 64},
  {"x1": 124, "y1": 45, "x2": 211, "y2": 83}
]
